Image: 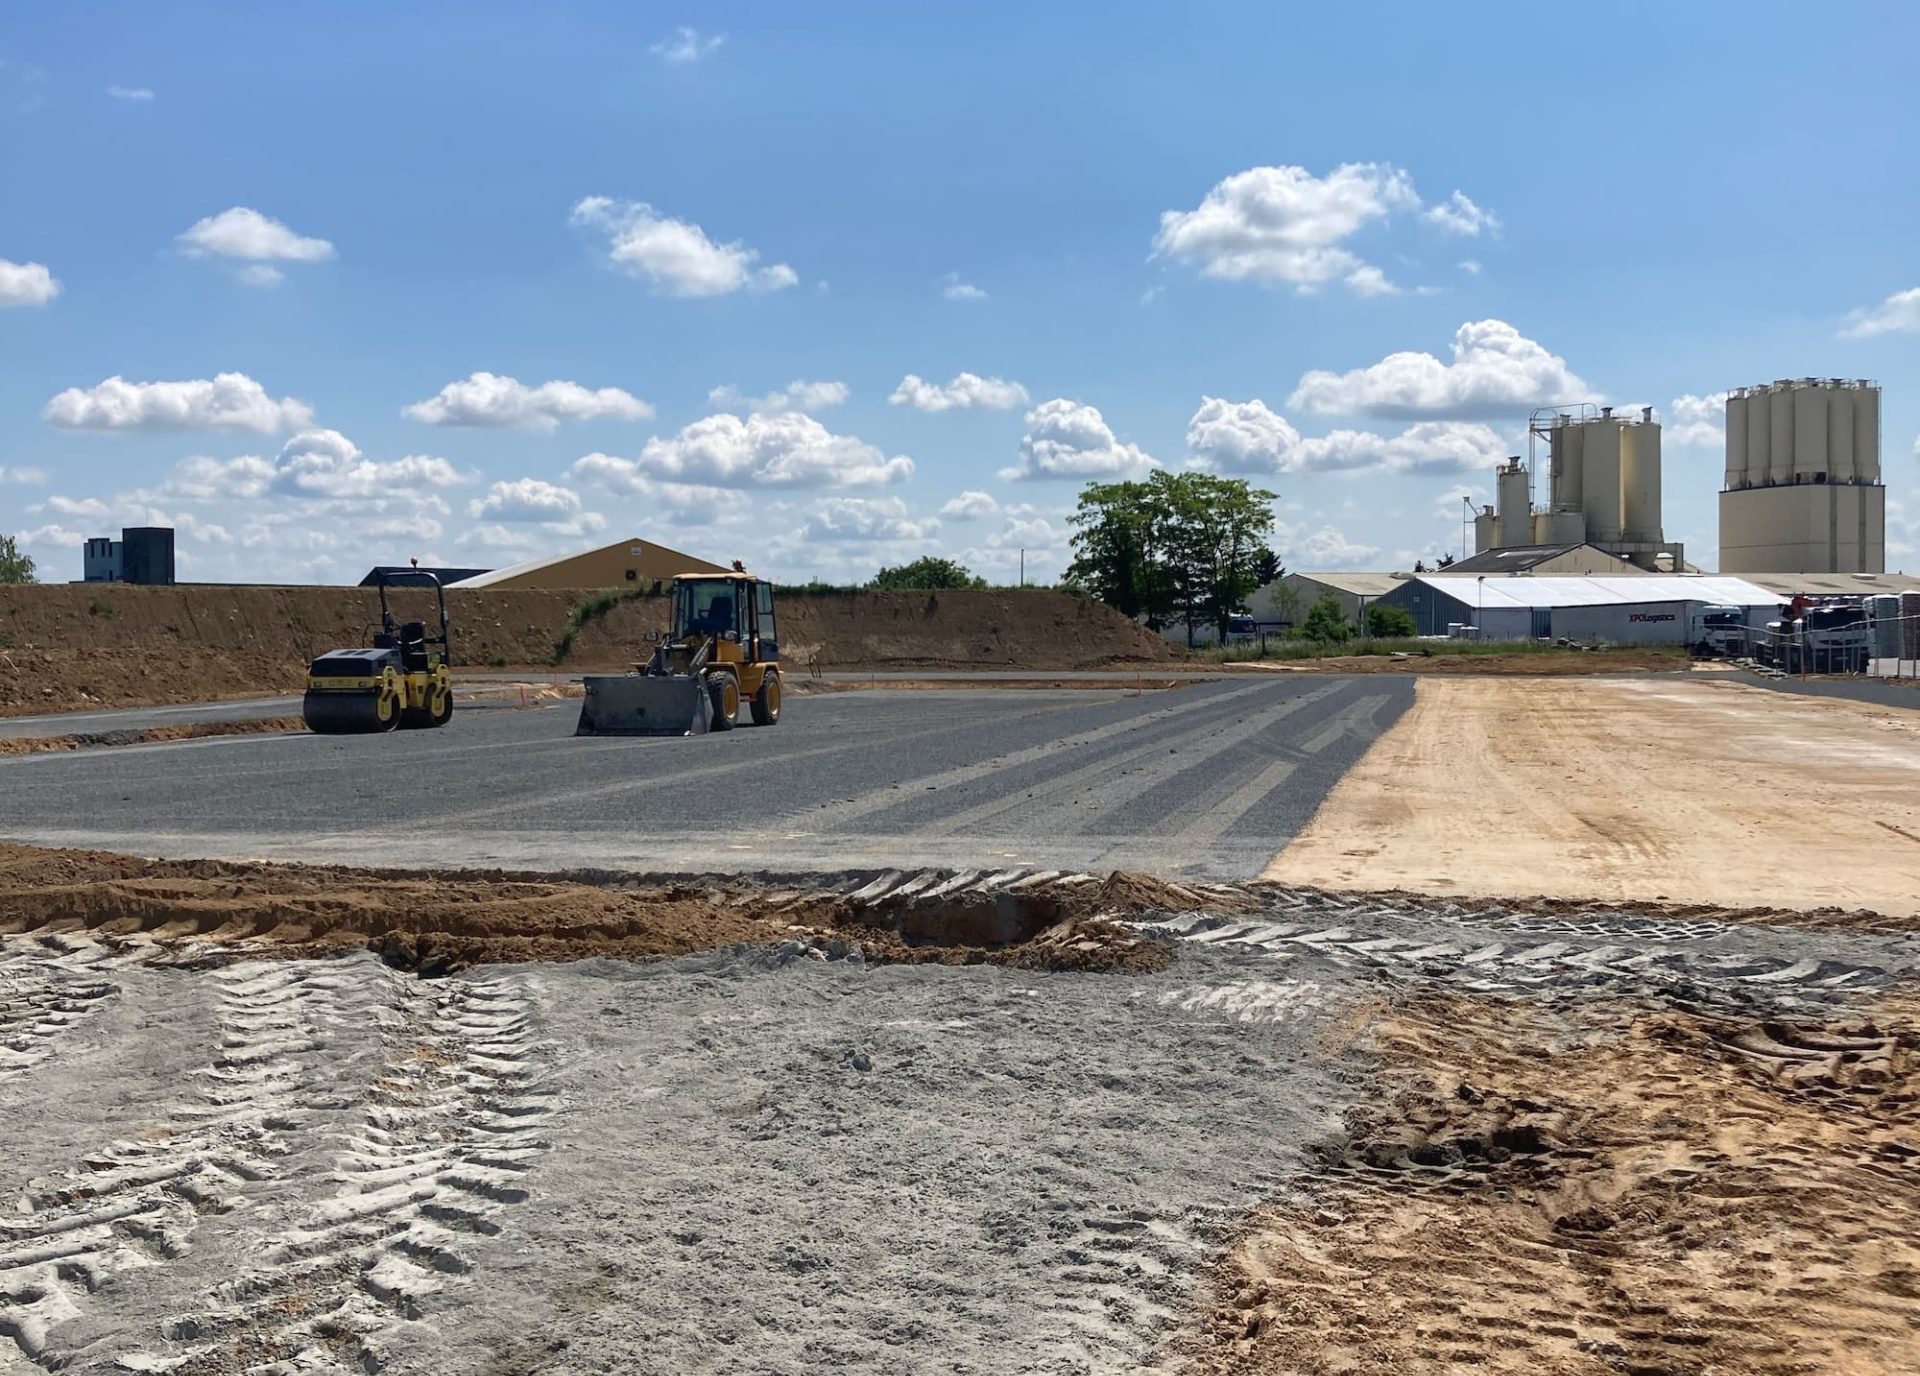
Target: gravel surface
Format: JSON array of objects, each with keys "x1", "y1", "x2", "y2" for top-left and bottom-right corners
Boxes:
[
  {"x1": 0, "y1": 679, "x2": 1410, "y2": 880},
  {"x1": 4, "y1": 874, "x2": 1914, "y2": 1375}
]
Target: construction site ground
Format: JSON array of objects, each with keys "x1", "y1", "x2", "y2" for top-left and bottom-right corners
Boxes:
[{"x1": 6, "y1": 672, "x2": 1920, "y2": 1374}]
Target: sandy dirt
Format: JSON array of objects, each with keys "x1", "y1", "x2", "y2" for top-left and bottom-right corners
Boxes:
[
  {"x1": 1223, "y1": 647, "x2": 1688, "y2": 676},
  {"x1": 0, "y1": 844, "x2": 1167, "y2": 975},
  {"x1": 1266, "y1": 676, "x2": 1920, "y2": 917},
  {"x1": 1172, "y1": 989, "x2": 1920, "y2": 1376}
]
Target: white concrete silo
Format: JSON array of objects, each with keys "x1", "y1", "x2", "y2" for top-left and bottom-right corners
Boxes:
[
  {"x1": 1827, "y1": 379, "x2": 1855, "y2": 483},
  {"x1": 1579, "y1": 414, "x2": 1624, "y2": 543},
  {"x1": 1744, "y1": 387, "x2": 1771, "y2": 488},
  {"x1": 1495, "y1": 460, "x2": 1532, "y2": 548},
  {"x1": 1725, "y1": 391, "x2": 1748, "y2": 490},
  {"x1": 1854, "y1": 383, "x2": 1881, "y2": 481},
  {"x1": 1621, "y1": 413, "x2": 1662, "y2": 544},
  {"x1": 1767, "y1": 383, "x2": 1795, "y2": 486},
  {"x1": 1791, "y1": 380, "x2": 1828, "y2": 480}
]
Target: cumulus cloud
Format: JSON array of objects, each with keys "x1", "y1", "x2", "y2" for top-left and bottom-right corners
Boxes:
[
  {"x1": 566, "y1": 454, "x2": 736, "y2": 522},
  {"x1": 650, "y1": 26, "x2": 724, "y2": 62},
  {"x1": 404, "y1": 372, "x2": 653, "y2": 430},
  {"x1": 1668, "y1": 392, "x2": 1730, "y2": 448},
  {"x1": 177, "y1": 207, "x2": 334, "y2": 263},
  {"x1": 0, "y1": 466, "x2": 47, "y2": 484},
  {"x1": 44, "y1": 373, "x2": 314, "y2": 433},
  {"x1": 941, "y1": 273, "x2": 987, "y2": 301},
  {"x1": 1001, "y1": 399, "x2": 1157, "y2": 481},
  {"x1": 803, "y1": 497, "x2": 939, "y2": 543},
  {"x1": 1280, "y1": 522, "x2": 1380, "y2": 569},
  {"x1": 270, "y1": 429, "x2": 464, "y2": 501},
  {"x1": 1288, "y1": 320, "x2": 1590, "y2": 419},
  {"x1": 237, "y1": 265, "x2": 284, "y2": 288},
  {"x1": 1458, "y1": 259, "x2": 1482, "y2": 276},
  {"x1": 889, "y1": 372, "x2": 1029, "y2": 413},
  {"x1": 1186, "y1": 396, "x2": 1505, "y2": 476},
  {"x1": 1839, "y1": 288, "x2": 1920, "y2": 339},
  {"x1": 707, "y1": 379, "x2": 848, "y2": 413},
  {"x1": 570, "y1": 196, "x2": 796, "y2": 297},
  {"x1": 466, "y1": 478, "x2": 605, "y2": 536},
  {"x1": 940, "y1": 490, "x2": 1000, "y2": 519},
  {"x1": 107, "y1": 85, "x2": 153, "y2": 101},
  {"x1": 585, "y1": 412, "x2": 912, "y2": 490},
  {"x1": 0, "y1": 258, "x2": 60, "y2": 307},
  {"x1": 1422, "y1": 191, "x2": 1500, "y2": 236}
]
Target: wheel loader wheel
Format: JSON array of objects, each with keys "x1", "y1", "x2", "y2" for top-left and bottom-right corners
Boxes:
[
  {"x1": 708, "y1": 674, "x2": 739, "y2": 731},
  {"x1": 750, "y1": 669, "x2": 781, "y2": 726}
]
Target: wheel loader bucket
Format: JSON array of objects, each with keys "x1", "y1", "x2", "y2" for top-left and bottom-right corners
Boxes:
[{"x1": 575, "y1": 674, "x2": 711, "y2": 737}]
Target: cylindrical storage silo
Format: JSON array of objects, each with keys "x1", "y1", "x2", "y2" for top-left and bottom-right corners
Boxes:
[
  {"x1": 1745, "y1": 389, "x2": 1772, "y2": 487},
  {"x1": 1532, "y1": 510, "x2": 1553, "y2": 544},
  {"x1": 1545, "y1": 509, "x2": 1587, "y2": 545},
  {"x1": 1725, "y1": 392, "x2": 1748, "y2": 490},
  {"x1": 1768, "y1": 384, "x2": 1795, "y2": 485},
  {"x1": 1496, "y1": 463, "x2": 1530, "y2": 548},
  {"x1": 1621, "y1": 422, "x2": 1662, "y2": 543},
  {"x1": 1473, "y1": 506, "x2": 1495, "y2": 554},
  {"x1": 1854, "y1": 384, "x2": 1881, "y2": 482},
  {"x1": 1827, "y1": 381, "x2": 1855, "y2": 482},
  {"x1": 1792, "y1": 382, "x2": 1828, "y2": 480},
  {"x1": 1580, "y1": 420, "x2": 1623, "y2": 542}
]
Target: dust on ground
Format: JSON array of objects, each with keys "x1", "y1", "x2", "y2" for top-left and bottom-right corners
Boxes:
[
  {"x1": 0, "y1": 843, "x2": 1165, "y2": 975},
  {"x1": 1266, "y1": 675, "x2": 1920, "y2": 917},
  {"x1": 1171, "y1": 988, "x2": 1920, "y2": 1376}
]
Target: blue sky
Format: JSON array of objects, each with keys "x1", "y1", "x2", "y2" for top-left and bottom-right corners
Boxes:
[{"x1": 2, "y1": 1, "x2": 1917, "y2": 584}]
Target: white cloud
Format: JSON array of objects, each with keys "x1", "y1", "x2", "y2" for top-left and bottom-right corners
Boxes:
[
  {"x1": 1289, "y1": 320, "x2": 1590, "y2": 419},
  {"x1": 567, "y1": 453, "x2": 737, "y2": 524},
  {"x1": 707, "y1": 379, "x2": 848, "y2": 414},
  {"x1": 1278, "y1": 521, "x2": 1380, "y2": 569},
  {"x1": 803, "y1": 497, "x2": 939, "y2": 543},
  {"x1": 593, "y1": 412, "x2": 912, "y2": 490},
  {"x1": 177, "y1": 207, "x2": 335, "y2": 263},
  {"x1": 570, "y1": 196, "x2": 796, "y2": 297},
  {"x1": 1432, "y1": 482, "x2": 1485, "y2": 518},
  {"x1": 1422, "y1": 191, "x2": 1500, "y2": 236},
  {"x1": 1154, "y1": 163, "x2": 1427, "y2": 295},
  {"x1": 940, "y1": 490, "x2": 1000, "y2": 519},
  {"x1": 0, "y1": 466, "x2": 46, "y2": 484},
  {"x1": 107, "y1": 85, "x2": 153, "y2": 101},
  {"x1": 650, "y1": 26, "x2": 724, "y2": 62},
  {"x1": 0, "y1": 258, "x2": 60, "y2": 307},
  {"x1": 1458, "y1": 259, "x2": 1482, "y2": 276},
  {"x1": 44, "y1": 373, "x2": 314, "y2": 433},
  {"x1": 270, "y1": 429, "x2": 465, "y2": 501},
  {"x1": 237, "y1": 264, "x2": 284, "y2": 288},
  {"x1": 1668, "y1": 392, "x2": 1729, "y2": 448},
  {"x1": 941, "y1": 272, "x2": 987, "y2": 301},
  {"x1": 467, "y1": 478, "x2": 605, "y2": 536},
  {"x1": 1186, "y1": 396, "x2": 1505, "y2": 476},
  {"x1": 1002, "y1": 399, "x2": 1158, "y2": 481},
  {"x1": 1840, "y1": 288, "x2": 1920, "y2": 339},
  {"x1": 889, "y1": 372, "x2": 1029, "y2": 413},
  {"x1": 404, "y1": 371, "x2": 653, "y2": 430}
]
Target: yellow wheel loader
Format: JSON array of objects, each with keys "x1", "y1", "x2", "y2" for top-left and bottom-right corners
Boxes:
[
  {"x1": 576, "y1": 569, "x2": 783, "y2": 736},
  {"x1": 302, "y1": 570, "x2": 456, "y2": 734}
]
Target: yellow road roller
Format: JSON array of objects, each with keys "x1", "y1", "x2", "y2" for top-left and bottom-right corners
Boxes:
[
  {"x1": 303, "y1": 569, "x2": 455, "y2": 734},
  {"x1": 576, "y1": 568, "x2": 782, "y2": 736}
]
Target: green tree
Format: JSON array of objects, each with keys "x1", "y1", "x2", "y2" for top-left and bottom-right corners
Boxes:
[
  {"x1": 0, "y1": 534, "x2": 35, "y2": 586},
  {"x1": 1254, "y1": 550, "x2": 1284, "y2": 587},
  {"x1": 1365, "y1": 602, "x2": 1418, "y2": 638},
  {"x1": 1066, "y1": 472, "x2": 1275, "y2": 644},
  {"x1": 868, "y1": 556, "x2": 985, "y2": 591},
  {"x1": 1300, "y1": 593, "x2": 1352, "y2": 643}
]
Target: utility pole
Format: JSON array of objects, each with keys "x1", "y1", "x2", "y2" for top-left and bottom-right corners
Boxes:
[{"x1": 1019, "y1": 548, "x2": 1025, "y2": 588}]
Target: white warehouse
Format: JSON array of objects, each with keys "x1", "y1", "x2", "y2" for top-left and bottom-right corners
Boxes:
[{"x1": 1377, "y1": 574, "x2": 1785, "y2": 644}]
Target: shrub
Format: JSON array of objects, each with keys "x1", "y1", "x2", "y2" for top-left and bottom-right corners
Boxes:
[
  {"x1": 1365, "y1": 603, "x2": 1418, "y2": 638},
  {"x1": 1299, "y1": 593, "x2": 1350, "y2": 643}
]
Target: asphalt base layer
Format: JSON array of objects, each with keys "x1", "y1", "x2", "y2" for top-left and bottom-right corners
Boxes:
[
  {"x1": 0, "y1": 679, "x2": 1411, "y2": 880},
  {"x1": 4, "y1": 856, "x2": 1918, "y2": 1375}
]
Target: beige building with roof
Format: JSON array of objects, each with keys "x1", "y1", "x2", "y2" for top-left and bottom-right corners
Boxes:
[
  {"x1": 449, "y1": 538, "x2": 730, "y2": 591},
  {"x1": 1253, "y1": 571, "x2": 1409, "y2": 626}
]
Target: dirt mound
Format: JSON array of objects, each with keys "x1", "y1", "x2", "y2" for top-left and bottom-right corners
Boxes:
[
  {"x1": 1174, "y1": 992, "x2": 1920, "y2": 1375},
  {"x1": 0, "y1": 715, "x2": 306, "y2": 755},
  {"x1": 0, "y1": 844, "x2": 1171, "y2": 976},
  {"x1": 0, "y1": 584, "x2": 1174, "y2": 716}
]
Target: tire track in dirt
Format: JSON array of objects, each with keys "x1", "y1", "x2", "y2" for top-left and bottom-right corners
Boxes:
[
  {"x1": 0, "y1": 962, "x2": 350, "y2": 1370},
  {"x1": 0, "y1": 937, "x2": 126, "y2": 1088},
  {"x1": 128, "y1": 969, "x2": 552, "y2": 1374}
]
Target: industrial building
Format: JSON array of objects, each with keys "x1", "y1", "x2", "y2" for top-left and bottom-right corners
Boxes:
[
  {"x1": 1250, "y1": 571, "x2": 1407, "y2": 627},
  {"x1": 1377, "y1": 573, "x2": 1783, "y2": 643},
  {"x1": 448, "y1": 537, "x2": 728, "y2": 590},
  {"x1": 1443, "y1": 543, "x2": 1645, "y2": 576},
  {"x1": 1472, "y1": 406, "x2": 1685, "y2": 573},
  {"x1": 1718, "y1": 378, "x2": 1885, "y2": 573},
  {"x1": 80, "y1": 527, "x2": 175, "y2": 585}
]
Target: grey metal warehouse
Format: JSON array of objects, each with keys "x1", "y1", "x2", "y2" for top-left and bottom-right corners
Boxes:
[{"x1": 1377, "y1": 574, "x2": 1785, "y2": 643}]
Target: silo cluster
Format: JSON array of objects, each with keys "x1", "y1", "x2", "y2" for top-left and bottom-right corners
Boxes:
[{"x1": 1723, "y1": 379, "x2": 1881, "y2": 491}]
